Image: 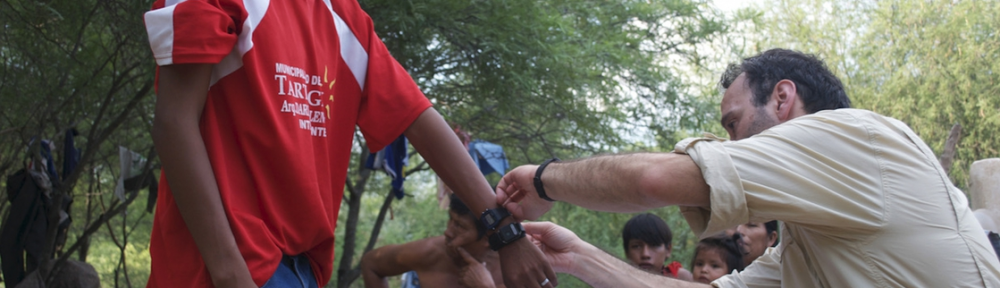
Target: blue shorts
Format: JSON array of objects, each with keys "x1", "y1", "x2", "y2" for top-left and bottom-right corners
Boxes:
[{"x1": 262, "y1": 255, "x2": 318, "y2": 288}]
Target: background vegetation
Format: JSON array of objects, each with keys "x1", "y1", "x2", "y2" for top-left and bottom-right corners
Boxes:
[{"x1": 1, "y1": 0, "x2": 997, "y2": 287}]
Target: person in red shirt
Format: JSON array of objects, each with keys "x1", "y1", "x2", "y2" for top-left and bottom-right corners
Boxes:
[{"x1": 143, "y1": 0, "x2": 552, "y2": 287}]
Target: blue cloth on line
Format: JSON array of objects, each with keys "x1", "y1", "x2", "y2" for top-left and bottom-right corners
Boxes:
[
  {"x1": 365, "y1": 135, "x2": 408, "y2": 199},
  {"x1": 468, "y1": 140, "x2": 509, "y2": 176}
]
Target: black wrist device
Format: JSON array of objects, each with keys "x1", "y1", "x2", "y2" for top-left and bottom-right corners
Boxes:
[
  {"x1": 534, "y1": 158, "x2": 560, "y2": 202},
  {"x1": 488, "y1": 222, "x2": 526, "y2": 251},
  {"x1": 479, "y1": 207, "x2": 511, "y2": 231}
]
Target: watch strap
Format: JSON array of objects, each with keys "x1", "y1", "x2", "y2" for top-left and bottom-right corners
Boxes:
[
  {"x1": 533, "y1": 158, "x2": 560, "y2": 202},
  {"x1": 488, "y1": 222, "x2": 526, "y2": 251}
]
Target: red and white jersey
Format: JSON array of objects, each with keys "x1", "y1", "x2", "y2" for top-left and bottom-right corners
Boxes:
[{"x1": 143, "y1": 0, "x2": 431, "y2": 286}]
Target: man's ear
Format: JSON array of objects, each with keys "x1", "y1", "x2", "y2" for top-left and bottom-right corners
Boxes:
[{"x1": 772, "y1": 79, "x2": 798, "y2": 121}]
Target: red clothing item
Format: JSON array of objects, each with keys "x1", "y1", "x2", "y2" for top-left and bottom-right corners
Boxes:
[
  {"x1": 662, "y1": 261, "x2": 684, "y2": 278},
  {"x1": 143, "y1": 0, "x2": 431, "y2": 286}
]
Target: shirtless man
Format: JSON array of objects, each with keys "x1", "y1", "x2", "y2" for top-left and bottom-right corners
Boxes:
[{"x1": 361, "y1": 194, "x2": 504, "y2": 288}]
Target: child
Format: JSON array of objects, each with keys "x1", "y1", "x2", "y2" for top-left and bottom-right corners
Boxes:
[
  {"x1": 691, "y1": 235, "x2": 745, "y2": 284},
  {"x1": 621, "y1": 213, "x2": 693, "y2": 281}
]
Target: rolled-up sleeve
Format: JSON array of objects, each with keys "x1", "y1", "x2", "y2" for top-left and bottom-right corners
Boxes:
[{"x1": 675, "y1": 111, "x2": 886, "y2": 239}]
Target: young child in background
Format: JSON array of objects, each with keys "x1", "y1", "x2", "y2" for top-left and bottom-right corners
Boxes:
[
  {"x1": 621, "y1": 213, "x2": 693, "y2": 281},
  {"x1": 691, "y1": 235, "x2": 745, "y2": 284}
]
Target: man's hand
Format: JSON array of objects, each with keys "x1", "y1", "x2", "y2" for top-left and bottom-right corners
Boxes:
[
  {"x1": 456, "y1": 247, "x2": 495, "y2": 288},
  {"x1": 498, "y1": 238, "x2": 557, "y2": 287},
  {"x1": 522, "y1": 222, "x2": 585, "y2": 275},
  {"x1": 496, "y1": 166, "x2": 554, "y2": 221},
  {"x1": 522, "y1": 222, "x2": 710, "y2": 288}
]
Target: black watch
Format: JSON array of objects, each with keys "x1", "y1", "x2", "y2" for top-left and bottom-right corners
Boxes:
[
  {"x1": 479, "y1": 207, "x2": 511, "y2": 231},
  {"x1": 488, "y1": 222, "x2": 526, "y2": 251}
]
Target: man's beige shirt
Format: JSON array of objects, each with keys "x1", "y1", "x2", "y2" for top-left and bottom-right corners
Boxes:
[{"x1": 674, "y1": 109, "x2": 1000, "y2": 287}]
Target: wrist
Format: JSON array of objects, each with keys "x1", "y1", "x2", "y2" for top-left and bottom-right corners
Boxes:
[
  {"x1": 569, "y1": 243, "x2": 604, "y2": 282},
  {"x1": 489, "y1": 221, "x2": 526, "y2": 251},
  {"x1": 534, "y1": 158, "x2": 560, "y2": 202}
]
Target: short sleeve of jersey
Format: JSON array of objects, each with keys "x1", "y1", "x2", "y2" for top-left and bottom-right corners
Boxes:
[
  {"x1": 675, "y1": 110, "x2": 887, "y2": 238},
  {"x1": 144, "y1": 0, "x2": 242, "y2": 66},
  {"x1": 351, "y1": 8, "x2": 432, "y2": 151}
]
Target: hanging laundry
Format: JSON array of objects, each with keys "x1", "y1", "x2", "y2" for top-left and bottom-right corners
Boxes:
[
  {"x1": 62, "y1": 128, "x2": 80, "y2": 178},
  {"x1": 365, "y1": 135, "x2": 408, "y2": 199},
  {"x1": 114, "y1": 146, "x2": 147, "y2": 202}
]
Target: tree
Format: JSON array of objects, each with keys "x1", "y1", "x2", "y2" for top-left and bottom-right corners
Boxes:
[
  {"x1": 333, "y1": 0, "x2": 725, "y2": 287},
  {"x1": 746, "y1": 0, "x2": 1000, "y2": 189},
  {"x1": 0, "y1": 0, "x2": 157, "y2": 285}
]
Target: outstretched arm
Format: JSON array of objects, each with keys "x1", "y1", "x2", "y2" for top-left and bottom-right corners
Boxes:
[
  {"x1": 153, "y1": 64, "x2": 255, "y2": 287},
  {"x1": 497, "y1": 153, "x2": 711, "y2": 220},
  {"x1": 523, "y1": 222, "x2": 710, "y2": 288},
  {"x1": 360, "y1": 238, "x2": 435, "y2": 288},
  {"x1": 405, "y1": 108, "x2": 556, "y2": 288}
]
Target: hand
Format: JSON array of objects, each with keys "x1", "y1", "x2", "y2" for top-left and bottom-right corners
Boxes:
[
  {"x1": 498, "y1": 237, "x2": 557, "y2": 288},
  {"x1": 522, "y1": 222, "x2": 585, "y2": 275},
  {"x1": 456, "y1": 247, "x2": 495, "y2": 288},
  {"x1": 496, "y1": 165, "x2": 555, "y2": 221}
]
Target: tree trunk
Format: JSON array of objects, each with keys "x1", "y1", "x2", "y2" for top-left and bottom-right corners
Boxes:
[{"x1": 337, "y1": 145, "x2": 371, "y2": 288}]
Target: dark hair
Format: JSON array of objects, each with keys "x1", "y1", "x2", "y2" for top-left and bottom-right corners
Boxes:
[
  {"x1": 449, "y1": 193, "x2": 486, "y2": 239},
  {"x1": 764, "y1": 220, "x2": 779, "y2": 247},
  {"x1": 622, "y1": 213, "x2": 673, "y2": 254},
  {"x1": 720, "y1": 48, "x2": 851, "y2": 113},
  {"x1": 693, "y1": 234, "x2": 746, "y2": 273}
]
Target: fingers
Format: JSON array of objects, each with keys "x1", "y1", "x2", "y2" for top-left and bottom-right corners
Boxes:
[
  {"x1": 495, "y1": 176, "x2": 511, "y2": 205},
  {"x1": 456, "y1": 247, "x2": 479, "y2": 265},
  {"x1": 543, "y1": 265, "x2": 558, "y2": 287},
  {"x1": 521, "y1": 221, "x2": 554, "y2": 234}
]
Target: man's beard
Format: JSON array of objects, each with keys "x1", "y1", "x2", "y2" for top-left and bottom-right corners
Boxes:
[{"x1": 745, "y1": 107, "x2": 779, "y2": 138}]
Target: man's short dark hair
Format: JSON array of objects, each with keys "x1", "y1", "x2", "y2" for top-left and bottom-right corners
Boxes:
[
  {"x1": 720, "y1": 48, "x2": 851, "y2": 113},
  {"x1": 449, "y1": 193, "x2": 486, "y2": 238},
  {"x1": 621, "y1": 213, "x2": 673, "y2": 253}
]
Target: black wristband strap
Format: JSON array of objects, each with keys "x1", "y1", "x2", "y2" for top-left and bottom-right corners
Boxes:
[{"x1": 533, "y1": 158, "x2": 560, "y2": 202}]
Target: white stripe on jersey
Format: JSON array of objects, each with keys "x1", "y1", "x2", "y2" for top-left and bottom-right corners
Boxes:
[
  {"x1": 322, "y1": 0, "x2": 369, "y2": 90},
  {"x1": 144, "y1": 4, "x2": 179, "y2": 66},
  {"x1": 211, "y1": 0, "x2": 270, "y2": 86}
]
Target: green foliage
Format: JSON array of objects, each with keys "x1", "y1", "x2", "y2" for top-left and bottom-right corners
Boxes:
[
  {"x1": 362, "y1": 0, "x2": 725, "y2": 162},
  {"x1": 1, "y1": 0, "x2": 158, "y2": 286},
  {"x1": 746, "y1": 0, "x2": 1000, "y2": 189}
]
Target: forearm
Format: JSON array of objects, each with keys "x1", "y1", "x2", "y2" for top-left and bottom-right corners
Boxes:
[
  {"x1": 359, "y1": 254, "x2": 390, "y2": 288},
  {"x1": 153, "y1": 119, "x2": 250, "y2": 284},
  {"x1": 542, "y1": 153, "x2": 710, "y2": 212},
  {"x1": 573, "y1": 243, "x2": 709, "y2": 288},
  {"x1": 405, "y1": 108, "x2": 496, "y2": 215}
]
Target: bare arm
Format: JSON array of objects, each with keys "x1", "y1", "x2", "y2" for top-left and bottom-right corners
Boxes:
[
  {"x1": 524, "y1": 222, "x2": 709, "y2": 288},
  {"x1": 405, "y1": 108, "x2": 556, "y2": 288},
  {"x1": 152, "y1": 64, "x2": 254, "y2": 287},
  {"x1": 573, "y1": 243, "x2": 707, "y2": 288},
  {"x1": 497, "y1": 153, "x2": 711, "y2": 220},
  {"x1": 545, "y1": 153, "x2": 711, "y2": 211},
  {"x1": 404, "y1": 108, "x2": 495, "y2": 217},
  {"x1": 360, "y1": 238, "x2": 436, "y2": 288}
]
